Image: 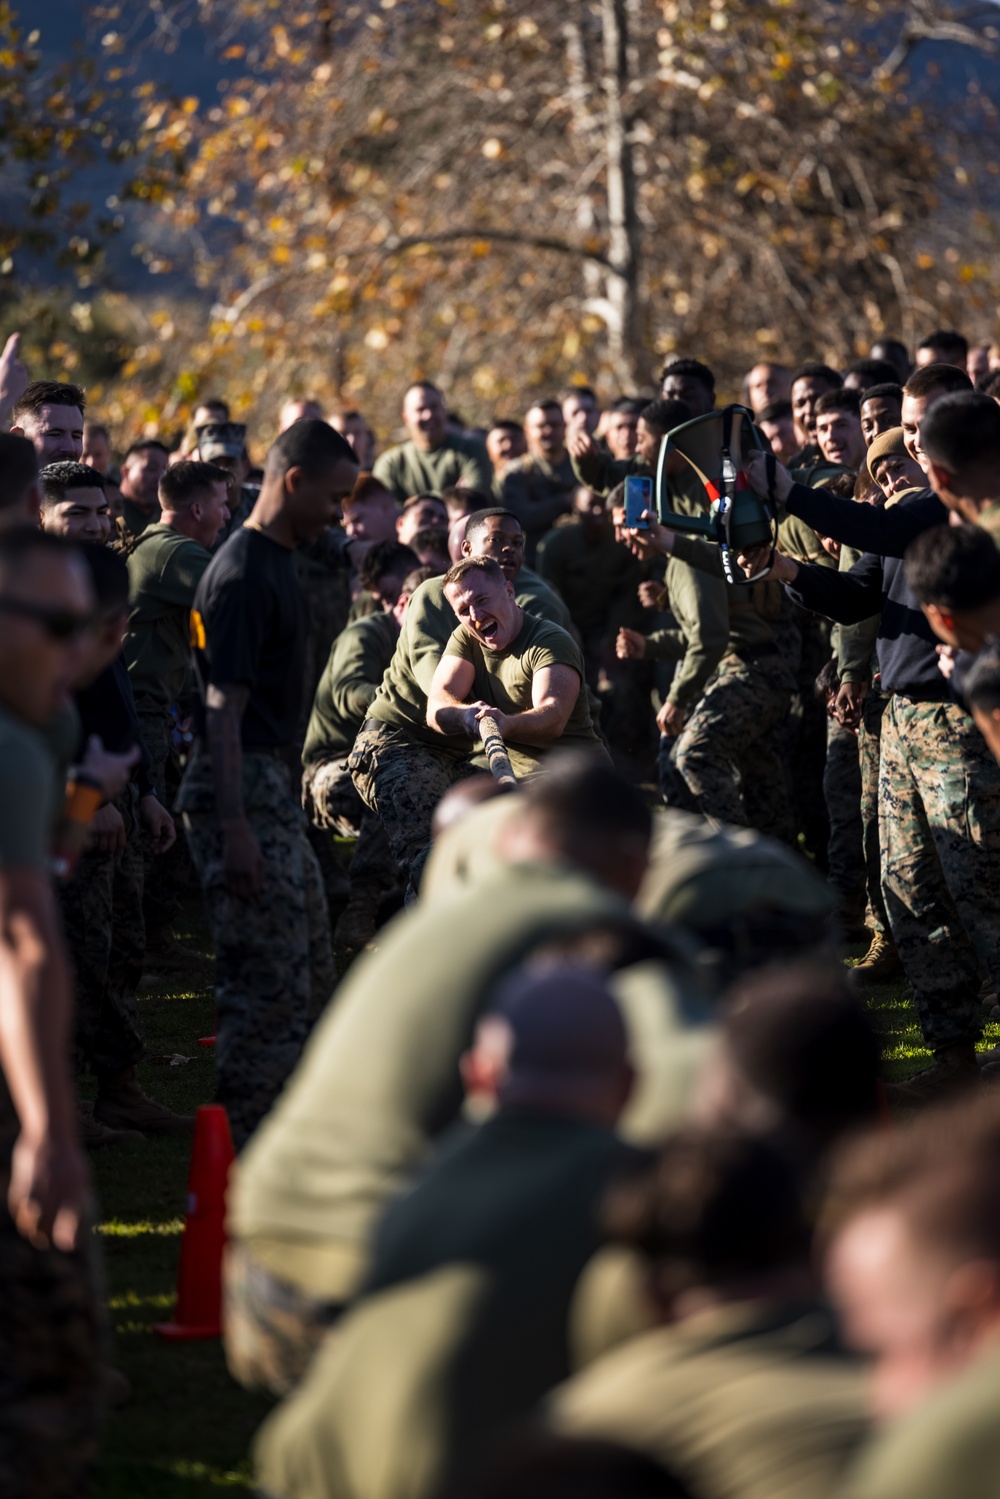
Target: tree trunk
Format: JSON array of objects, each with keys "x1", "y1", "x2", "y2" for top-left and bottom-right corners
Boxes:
[{"x1": 600, "y1": 0, "x2": 643, "y2": 389}]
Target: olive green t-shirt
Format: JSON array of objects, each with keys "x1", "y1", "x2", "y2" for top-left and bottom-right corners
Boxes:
[
  {"x1": 303, "y1": 610, "x2": 398, "y2": 766},
  {"x1": 547, "y1": 1300, "x2": 867, "y2": 1499},
  {"x1": 123, "y1": 523, "x2": 214, "y2": 708},
  {"x1": 0, "y1": 706, "x2": 56, "y2": 872},
  {"x1": 366, "y1": 574, "x2": 578, "y2": 755},
  {"x1": 229, "y1": 862, "x2": 636, "y2": 1300},
  {"x1": 372, "y1": 435, "x2": 492, "y2": 504},
  {"x1": 444, "y1": 612, "x2": 601, "y2": 776}
]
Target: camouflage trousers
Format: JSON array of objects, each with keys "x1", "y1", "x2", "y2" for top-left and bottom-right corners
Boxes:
[
  {"x1": 859, "y1": 691, "x2": 889, "y2": 937},
  {"x1": 349, "y1": 720, "x2": 476, "y2": 897},
  {"x1": 58, "y1": 783, "x2": 146, "y2": 1077},
  {"x1": 177, "y1": 749, "x2": 336, "y2": 1150},
  {"x1": 664, "y1": 653, "x2": 796, "y2": 844},
  {"x1": 223, "y1": 1241, "x2": 342, "y2": 1399},
  {"x1": 136, "y1": 705, "x2": 188, "y2": 937},
  {"x1": 879, "y1": 694, "x2": 1000, "y2": 1050},
  {"x1": 0, "y1": 1084, "x2": 103, "y2": 1499},
  {"x1": 301, "y1": 755, "x2": 397, "y2": 893},
  {"x1": 823, "y1": 718, "x2": 865, "y2": 922}
]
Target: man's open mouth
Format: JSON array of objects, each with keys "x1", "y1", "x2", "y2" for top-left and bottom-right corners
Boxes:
[{"x1": 476, "y1": 618, "x2": 500, "y2": 643}]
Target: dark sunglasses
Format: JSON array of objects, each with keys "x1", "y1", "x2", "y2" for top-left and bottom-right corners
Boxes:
[{"x1": 0, "y1": 599, "x2": 95, "y2": 641}]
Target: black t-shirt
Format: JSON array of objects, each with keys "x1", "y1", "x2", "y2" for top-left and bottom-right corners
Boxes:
[{"x1": 190, "y1": 526, "x2": 307, "y2": 747}]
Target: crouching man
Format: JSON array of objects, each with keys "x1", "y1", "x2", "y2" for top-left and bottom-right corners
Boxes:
[{"x1": 427, "y1": 556, "x2": 607, "y2": 777}]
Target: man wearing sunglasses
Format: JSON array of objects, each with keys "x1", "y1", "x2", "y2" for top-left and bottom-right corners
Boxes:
[{"x1": 0, "y1": 527, "x2": 104, "y2": 1495}]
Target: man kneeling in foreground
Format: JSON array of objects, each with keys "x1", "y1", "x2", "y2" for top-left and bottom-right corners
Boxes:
[{"x1": 427, "y1": 556, "x2": 606, "y2": 777}]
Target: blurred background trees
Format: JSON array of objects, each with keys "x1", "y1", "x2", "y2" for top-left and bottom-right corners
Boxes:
[{"x1": 3, "y1": 0, "x2": 1000, "y2": 444}]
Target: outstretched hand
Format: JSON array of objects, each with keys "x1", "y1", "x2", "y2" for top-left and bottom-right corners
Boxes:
[
  {"x1": 746, "y1": 450, "x2": 793, "y2": 505},
  {"x1": 735, "y1": 544, "x2": 798, "y2": 584}
]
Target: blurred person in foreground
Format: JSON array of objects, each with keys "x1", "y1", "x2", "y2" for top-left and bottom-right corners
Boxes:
[
  {"x1": 825, "y1": 1095, "x2": 1000, "y2": 1499},
  {"x1": 0, "y1": 527, "x2": 104, "y2": 1496},
  {"x1": 252, "y1": 966, "x2": 638, "y2": 1499},
  {"x1": 224, "y1": 757, "x2": 659, "y2": 1395},
  {"x1": 545, "y1": 1126, "x2": 867, "y2": 1499}
]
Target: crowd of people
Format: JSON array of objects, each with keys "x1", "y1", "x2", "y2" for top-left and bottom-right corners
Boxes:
[{"x1": 3, "y1": 319, "x2": 1000, "y2": 1497}]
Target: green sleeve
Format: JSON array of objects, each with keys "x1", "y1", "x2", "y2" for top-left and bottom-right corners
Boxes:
[
  {"x1": 158, "y1": 543, "x2": 211, "y2": 607},
  {"x1": 405, "y1": 589, "x2": 458, "y2": 695},
  {"x1": 372, "y1": 447, "x2": 405, "y2": 501},
  {"x1": 835, "y1": 545, "x2": 880, "y2": 683},
  {"x1": 443, "y1": 627, "x2": 475, "y2": 662},
  {"x1": 0, "y1": 733, "x2": 51, "y2": 871},
  {"x1": 643, "y1": 627, "x2": 687, "y2": 663},
  {"x1": 665, "y1": 561, "x2": 729, "y2": 709},
  {"x1": 669, "y1": 532, "x2": 727, "y2": 580},
  {"x1": 330, "y1": 625, "x2": 390, "y2": 724}
]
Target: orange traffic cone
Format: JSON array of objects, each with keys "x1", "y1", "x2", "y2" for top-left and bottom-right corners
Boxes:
[{"x1": 155, "y1": 1104, "x2": 235, "y2": 1341}]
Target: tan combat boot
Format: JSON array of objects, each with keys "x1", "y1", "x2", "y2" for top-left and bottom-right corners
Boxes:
[
  {"x1": 854, "y1": 930, "x2": 903, "y2": 980},
  {"x1": 94, "y1": 1067, "x2": 194, "y2": 1136}
]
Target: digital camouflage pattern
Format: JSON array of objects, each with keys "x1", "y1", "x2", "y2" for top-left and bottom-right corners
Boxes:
[
  {"x1": 663, "y1": 653, "x2": 796, "y2": 844},
  {"x1": 824, "y1": 717, "x2": 865, "y2": 926},
  {"x1": 177, "y1": 750, "x2": 335, "y2": 1149},
  {"x1": 859, "y1": 691, "x2": 889, "y2": 937},
  {"x1": 0, "y1": 1081, "x2": 103, "y2": 1499},
  {"x1": 59, "y1": 784, "x2": 146, "y2": 1077},
  {"x1": 879, "y1": 695, "x2": 1000, "y2": 1050},
  {"x1": 349, "y1": 720, "x2": 477, "y2": 896},
  {"x1": 222, "y1": 1241, "x2": 340, "y2": 1399},
  {"x1": 301, "y1": 754, "x2": 397, "y2": 893}
]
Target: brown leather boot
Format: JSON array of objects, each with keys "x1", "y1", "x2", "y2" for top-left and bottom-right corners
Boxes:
[
  {"x1": 854, "y1": 931, "x2": 904, "y2": 980},
  {"x1": 94, "y1": 1067, "x2": 194, "y2": 1136}
]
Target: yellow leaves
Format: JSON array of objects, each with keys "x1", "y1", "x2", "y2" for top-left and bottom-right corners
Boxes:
[
  {"x1": 916, "y1": 252, "x2": 934, "y2": 270},
  {"x1": 222, "y1": 45, "x2": 245, "y2": 60},
  {"x1": 470, "y1": 240, "x2": 491, "y2": 257},
  {"x1": 562, "y1": 328, "x2": 581, "y2": 359},
  {"x1": 181, "y1": 97, "x2": 199, "y2": 115},
  {"x1": 270, "y1": 244, "x2": 292, "y2": 264},
  {"x1": 313, "y1": 62, "x2": 333, "y2": 83},
  {"x1": 365, "y1": 326, "x2": 389, "y2": 350},
  {"x1": 482, "y1": 138, "x2": 504, "y2": 159},
  {"x1": 226, "y1": 96, "x2": 251, "y2": 118}
]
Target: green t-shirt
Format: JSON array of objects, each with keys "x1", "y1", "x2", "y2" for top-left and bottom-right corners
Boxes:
[
  {"x1": 537, "y1": 522, "x2": 642, "y2": 635},
  {"x1": 229, "y1": 862, "x2": 636, "y2": 1300},
  {"x1": 547, "y1": 1299, "x2": 867, "y2": 1499},
  {"x1": 123, "y1": 523, "x2": 213, "y2": 708},
  {"x1": 444, "y1": 612, "x2": 601, "y2": 776},
  {"x1": 0, "y1": 706, "x2": 56, "y2": 872},
  {"x1": 372, "y1": 435, "x2": 492, "y2": 503},
  {"x1": 645, "y1": 557, "x2": 729, "y2": 710},
  {"x1": 303, "y1": 610, "x2": 398, "y2": 766},
  {"x1": 367, "y1": 574, "x2": 578, "y2": 755}
]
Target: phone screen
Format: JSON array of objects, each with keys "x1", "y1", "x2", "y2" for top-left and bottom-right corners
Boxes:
[{"x1": 624, "y1": 475, "x2": 653, "y2": 529}]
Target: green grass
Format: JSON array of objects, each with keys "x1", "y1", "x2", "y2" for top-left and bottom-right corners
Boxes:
[
  {"x1": 88, "y1": 909, "x2": 996, "y2": 1495},
  {"x1": 86, "y1": 905, "x2": 274, "y2": 1497}
]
